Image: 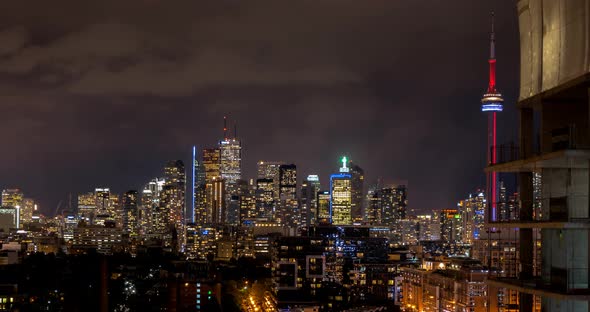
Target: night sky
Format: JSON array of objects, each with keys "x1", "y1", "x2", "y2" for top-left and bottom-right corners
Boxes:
[{"x1": 0, "y1": 1, "x2": 520, "y2": 214}]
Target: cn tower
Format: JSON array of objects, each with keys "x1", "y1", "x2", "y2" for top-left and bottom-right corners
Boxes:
[{"x1": 481, "y1": 12, "x2": 503, "y2": 222}]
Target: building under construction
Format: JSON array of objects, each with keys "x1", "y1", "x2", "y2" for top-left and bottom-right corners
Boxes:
[{"x1": 487, "y1": 0, "x2": 590, "y2": 311}]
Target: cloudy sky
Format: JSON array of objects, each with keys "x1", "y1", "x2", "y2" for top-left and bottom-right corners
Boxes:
[{"x1": 0, "y1": 1, "x2": 520, "y2": 214}]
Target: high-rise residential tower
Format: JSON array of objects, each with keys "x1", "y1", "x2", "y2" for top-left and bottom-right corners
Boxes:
[
  {"x1": 457, "y1": 190, "x2": 486, "y2": 244},
  {"x1": 366, "y1": 184, "x2": 407, "y2": 226},
  {"x1": 486, "y1": 2, "x2": 590, "y2": 311}
]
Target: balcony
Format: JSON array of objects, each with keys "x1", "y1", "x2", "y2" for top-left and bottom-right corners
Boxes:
[
  {"x1": 488, "y1": 268, "x2": 590, "y2": 300},
  {"x1": 486, "y1": 125, "x2": 590, "y2": 173},
  {"x1": 487, "y1": 195, "x2": 590, "y2": 229}
]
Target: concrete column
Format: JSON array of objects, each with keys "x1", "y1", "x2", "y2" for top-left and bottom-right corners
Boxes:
[{"x1": 519, "y1": 107, "x2": 534, "y2": 312}]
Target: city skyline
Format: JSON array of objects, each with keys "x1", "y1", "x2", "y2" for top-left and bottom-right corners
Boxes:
[
  {"x1": 2, "y1": 1, "x2": 589, "y2": 310},
  {"x1": 0, "y1": 1, "x2": 520, "y2": 213}
]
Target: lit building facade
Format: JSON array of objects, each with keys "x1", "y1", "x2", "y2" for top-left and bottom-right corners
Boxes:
[
  {"x1": 301, "y1": 175, "x2": 320, "y2": 227},
  {"x1": 278, "y1": 164, "x2": 297, "y2": 226},
  {"x1": 202, "y1": 149, "x2": 221, "y2": 182},
  {"x1": 161, "y1": 160, "x2": 186, "y2": 250},
  {"x1": 416, "y1": 214, "x2": 439, "y2": 241},
  {"x1": 257, "y1": 161, "x2": 283, "y2": 216},
  {"x1": 78, "y1": 192, "x2": 96, "y2": 223},
  {"x1": 122, "y1": 190, "x2": 139, "y2": 236},
  {"x1": 348, "y1": 162, "x2": 365, "y2": 223},
  {"x1": 457, "y1": 190, "x2": 486, "y2": 244},
  {"x1": 1, "y1": 189, "x2": 23, "y2": 209},
  {"x1": 330, "y1": 173, "x2": 352, "y2": 225},
  {"x1": 20, "y1": 198, "x2": 36, "y2": 226},
  {"x1": 239, "y1": 180, "x2": 256, "y2": 222},
  {"x1": 440, "y1": 209, "x2": 463, "y2": 244},
  {"x1": 206, "y1": 177, "x2": 225, "y2": 224},
  {"x1": 219, "y1": 136, "x2": 242, "y2": 225},
  {"x1": 255, "y1": 178, "x2": 274, "y2": 220},
  {"x1": 316, "y1": 191, "x2": 331, "y2": 224},
  {"x1": 140, "y1": 177, "x2": 164, "y2": 236},
  {"x1": 369, "y1": 185, "x2": 407, "y2": 226},
  {"x1": 0, "y1": 207, "x2": 17, "y2": 232},
  {"x1": 71, "y1": 225, "x2": 124, "y2": 255},
  {"x1": 219, "y1": 138, "x2": 241, "y2": 185},
  {"x1": 401, "y1": 257, "x2": 489, "y2": 312}
]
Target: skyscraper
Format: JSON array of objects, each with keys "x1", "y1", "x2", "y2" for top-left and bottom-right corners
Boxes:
[
  {"x1": 193, "y1": 183, "x2": 208, "y2": 226},
  {"x1": 20, "y1": 198, "x2": 36, "y2": 226},
  {"x1": 78, "y1": 192, "x2": 96, "y2": 223},
  {"x1": 122, "y1": 190, "x2": 139, "y2": 236},
  {"x1": 348, "y1": 162, "x2": 365, "y2": 223},
  {"x1": 257, "y1": 160, "x2": 284, "y2": 212},
  {"x1": 192, "y1": 146, "x2": 200, "y2": 223},
  {"x1": 257, "y1": 161, "x2": 284, "y2": 180},
  {"x1": 94, "y1": 188, "x2": 111, "y2": 216},
  {"x1": 365, "y1": 184, "x2": 407, "y2": 226},
  {"x1": 330, "y1": 158, "x2": 352, "y2": 225},
  {"x1": 239, "y1": 180, "x2": 257, "y2": 222},
  {"x1": 219, "y1": 117, "x2": 242, "y2": 225},
  {"x1": 192, "y1": 146, "x2": 208, "y2": 226},
  {"x1": 203, "y1": 148, "x2": 221, "y2": 182},
  {"x1": 316, "y1": 191, "x2": 331, "y2": 224},
  {"x1": 140, "y1": 177, "x2": 164, "y2": 236},
  {"x1": 93, "y1": 188, "x2": 118, "y2": 225},
  {"x1": 219, "y1": 139, "x2": 241, "y2": 185},
  {"x1": 0, "y1": 207, "x2": 18, "y2": 232},
  {"x1": 366, "y1": 189, "x2": 381, "y2": 225},
  {"x1": 300, "y1": 175, "x2": 320, "y2": 227},
  {"x1": 255, "y1": 178, "x2": 275, "y2": 220},
  {"x1": 207, "y1": 177, "x2": 225, "y2": 224},
  {"x1": 161, "y1": 160, "x2": 186, "y2": 250},
  {"x1": 440, "y1": 209, "x2": 463, "y2": 244},
  {"x1": 278, "y1": 164, "x2": 297, "y2": 226},
  {"x1": 457, "y1": 190, "x2": 485, "y2": 244},
  {"x1": 1, "y1": 189, "x2": 23, "y2": 209}
]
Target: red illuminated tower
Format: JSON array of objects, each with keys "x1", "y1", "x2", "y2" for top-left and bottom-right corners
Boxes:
[{"x1": 481, "y1": 12, "x2": 504, "y2": 222}]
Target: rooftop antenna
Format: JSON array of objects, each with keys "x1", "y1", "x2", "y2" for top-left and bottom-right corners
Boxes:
[
  {"x1": 234, "y1": 121, "x2": 237, "y2": 139},
  {"x1": 223, "y1": 116, "x2": 228, "y2": 140},
  {"x1": 488, "y1": 11, "x2": 496, "y2": 93}
]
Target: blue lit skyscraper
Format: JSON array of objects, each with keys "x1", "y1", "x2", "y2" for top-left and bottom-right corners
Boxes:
[{"x1": 330, "y1": 157, "x2": 352, "y2": 225}]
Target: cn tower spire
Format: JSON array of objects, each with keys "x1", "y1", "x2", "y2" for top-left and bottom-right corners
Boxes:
[
  {"x1": 490, "y1": 12, "x2": 495, "y2": 59},
  {"x1": 487, "y1": 12, "x2": 497, "y2": 93}
]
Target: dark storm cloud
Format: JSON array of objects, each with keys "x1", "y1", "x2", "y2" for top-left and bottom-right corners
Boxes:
[{"x1": 0, "y1": 0, "x2": 520, "y2": 212}]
